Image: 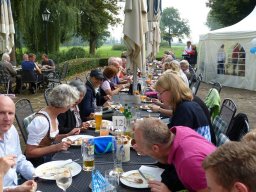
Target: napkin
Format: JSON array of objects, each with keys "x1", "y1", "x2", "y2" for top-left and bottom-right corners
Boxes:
[
  {"x1": 94, "y1": 136, "x2": 115, "y2": 154},
  {"x1": 139, "y1": 165, "x2": 164, "y2": 181}
]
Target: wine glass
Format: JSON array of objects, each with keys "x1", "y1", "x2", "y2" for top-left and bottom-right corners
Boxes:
[{"x1": 55, "y1": 167, "x2": 72, "y2": 192}]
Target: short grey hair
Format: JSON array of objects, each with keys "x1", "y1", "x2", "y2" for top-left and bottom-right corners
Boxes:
[
  {"x1": 135, "y1": 117, "x2": 171, "y2": 147},
  {"x1": 2, "y1": 53, "x2": 10, "y2": 62},
  {"x1": 48, "y1": 84, "x2": 80, "y2": 108},
  {"x1": 69, "y1": 79, "x2": 87, "y2": 95}
]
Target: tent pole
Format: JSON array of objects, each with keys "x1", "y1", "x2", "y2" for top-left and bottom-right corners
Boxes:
[{"x1": 133, "y1": 60, "x2": 137, "y2": 94}]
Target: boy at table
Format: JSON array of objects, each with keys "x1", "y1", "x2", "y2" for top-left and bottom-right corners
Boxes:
[
  {"x1": 133, "y1": 117, "x2": 216, "y2": 192},
  {"x1": 203, "y1": 141, "x2": 256, "y2": 192}
]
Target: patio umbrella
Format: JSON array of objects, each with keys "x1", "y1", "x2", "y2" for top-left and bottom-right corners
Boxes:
[
  {"x1": 0, "y1": 0, "x2": 15, "y2": 54},
  {"x1": 123, "y1": 0, "x2": 148, "y2": 91},
  {"x1": 146, "y1": 0, "x2": 161, "y2": 61}
]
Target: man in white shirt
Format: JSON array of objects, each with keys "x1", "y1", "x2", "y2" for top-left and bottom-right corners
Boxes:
[{"x1": 0, "y1": 95, "x2": 36, "y2": 191}]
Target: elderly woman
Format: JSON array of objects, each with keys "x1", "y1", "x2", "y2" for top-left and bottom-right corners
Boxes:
[
  {"x1": 154, "y1": 72, "x2": 213, "y2": 142},
  {"x1": 58, "y1": 80, "x2": 88, "y2": 134},
  {"x1": 25, "y1": 84, "x2": 81, "y2": 166}
]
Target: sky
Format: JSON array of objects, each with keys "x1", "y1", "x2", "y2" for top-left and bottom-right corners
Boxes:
[{"x1": 109, "y1": 0, "x2": 210, "y2": 43}]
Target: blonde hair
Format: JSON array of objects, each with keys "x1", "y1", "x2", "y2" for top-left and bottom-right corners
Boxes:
[
  {"x1": 163, "y1": 60, "x2": 180, "y2": 72},
  {"x1": 155, "y1": 72, "x2": 192, "y2": 111},
  {"x1": 180, "y1": 60, "x2": 189, "y2": 68}
]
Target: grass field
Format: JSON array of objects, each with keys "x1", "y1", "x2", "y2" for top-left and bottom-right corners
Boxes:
[{"x1": 60, "y1": 45, "x2": 184, "y2": 59}]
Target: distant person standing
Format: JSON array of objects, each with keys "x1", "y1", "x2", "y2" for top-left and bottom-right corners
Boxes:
[
  {"x1": 183, "y1": 41, "x2": 192, "y2": 63},
  {"x1": 41, "y1": 54, "x2": 55, "y2": 70},
  {"x1": 217, "y1": 44, "x2": 226, "y2": 74}
]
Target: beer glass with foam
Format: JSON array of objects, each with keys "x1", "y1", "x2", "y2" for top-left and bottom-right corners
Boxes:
[{"x1": 94, "y1": 106, "x2": 102, "y2": 132}]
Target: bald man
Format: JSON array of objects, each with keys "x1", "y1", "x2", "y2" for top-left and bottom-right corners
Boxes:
[{"x1": 0, "y1": 95, "x2": 36, "y2": 191}]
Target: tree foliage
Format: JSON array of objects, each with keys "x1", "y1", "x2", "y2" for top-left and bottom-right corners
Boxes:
[
  {"x1": 206, "y1": 0, "x2": 256, "y2": 30},
  {"x1": 160, "y1": 7, "x2": 190, "y2": 46},
  {"x1": 11, "y1": 0, "x2": 120, "y2": 55}
]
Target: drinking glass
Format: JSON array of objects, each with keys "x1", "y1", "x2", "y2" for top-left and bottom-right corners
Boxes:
[
  {"x1": 55, "y1": 168, "x2": 72, "y2": 192},
  {"x1": 104, "y1": 169, "x2": 119, "y2": 192},
  {"x1": 95, "y1": 106, "x2": 103, "y2": 132},
  {"x1": 100, "y1": 124, "x2": 110, "y2": 136},
  {"x1": 81, "y1": 137, "x2": 95, "y2": 171}
]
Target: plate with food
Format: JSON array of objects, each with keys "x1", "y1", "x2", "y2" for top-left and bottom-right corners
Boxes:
[
  {"x1": 34, "y1": 160, "x2": 82, "y2": 180},
  {"x1": 62, "y1": 135, "x2": 94, "y2": 146},
  {"x1": 86, "y1": 120, "x2": 113, "y2": 129},
  {"x1": 139, "y1": 105, "x2": 151, "y2": 111},
  {"x1": 141, "y1": 97, "x2": 153, "y2": 103},
  {"x1": 120, "y1": 170, "x2": 154, "y2": 188}
]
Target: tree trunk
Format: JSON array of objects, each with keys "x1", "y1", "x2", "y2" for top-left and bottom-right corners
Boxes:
[
  {"x1": 168, "y1": 27, "x2": 172, "y2": 47},
  {"x1": 10, "y1": 45, "x2": 17, "y2": 66},
  {"x1": 89, "y1": 38, "x2": 96, "y2": 55}
]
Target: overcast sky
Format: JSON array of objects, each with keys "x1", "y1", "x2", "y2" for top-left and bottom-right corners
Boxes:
[{"x1": 109, "y1": 0, "x2": 210, "y2": 43}]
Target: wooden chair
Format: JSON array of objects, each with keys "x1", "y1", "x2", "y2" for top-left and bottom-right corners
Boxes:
[
  {"x1": 15, "y1": 98, "x2": 34, "y2": 142},
  {"x1": 219, "y1": 98, "x2": 237, "y2": 133}
]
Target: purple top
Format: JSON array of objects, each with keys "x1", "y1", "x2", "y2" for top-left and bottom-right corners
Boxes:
[{"x1": 168, "y1": 126, "x2": 216, "y2": 191}]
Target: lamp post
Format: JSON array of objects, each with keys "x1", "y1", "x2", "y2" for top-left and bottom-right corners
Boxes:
[{"x1": 42, "y1": 8, "x2": 51, "y2": 54}]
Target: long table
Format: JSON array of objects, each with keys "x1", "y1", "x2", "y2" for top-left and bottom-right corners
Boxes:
[{"x1": 36, "y1": 130, "x2": 156, "y2": 192}]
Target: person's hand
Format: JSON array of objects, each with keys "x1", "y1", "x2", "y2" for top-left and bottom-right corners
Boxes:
[
  {"x1": 152, "y1": 98, "x2": 161, "y2": 105},
  {"x1": 57, "y1": 142, "x2": 71, "y2": 151},
  {"x1": 14, "y1": 180, "x2": 37, "y2": 192},
  {"x1": 149, "y1": 104, "x2": 160, "y2": 112},
  {"x1": 89, "y1": 113, "x2": 95, "y2": 119},
  {"x1": 81, "y1": 122, "x2": 90, "y2": 130},
  {"x1": 69, "y1": 128, "x2": 80, "y2": 135},
  {"x1": 104, "y1": 95, "x2": 112, "y2": 101},
  {"x1": 148, "y1": 180, "x2": 171, "y2": 192},
  {"x1": 0, "y1": 155, "x2": 16, "y2": 175}
]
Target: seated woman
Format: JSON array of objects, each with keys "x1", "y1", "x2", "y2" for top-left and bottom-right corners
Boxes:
[
  {"x1": 154, "y1": 72, "x2": 213, "y2": 142},
  {"x1": 25, "y1": 84, "x2": 81, "y2": 166},
  {"x1": 58, "y1": 80, "x2": 89, "y2": 134},
  {"x1": 99, "y1": 65, "x2": 127, "y2": 105}
]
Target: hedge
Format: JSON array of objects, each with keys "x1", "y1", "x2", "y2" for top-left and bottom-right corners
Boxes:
[{"x1": 58, "y1": 57, "x2": 109, "y2": 77}]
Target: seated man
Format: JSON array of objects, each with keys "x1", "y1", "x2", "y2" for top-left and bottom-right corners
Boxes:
[
  {"x1": 0, "y1": 53, "x2": 21, "y2": 93},
  {"x1": 203, "y1": 141, "x2": 256, "y2": 192},
  {"x1": 0, "y1": 95, "x2": 36, "y2": 191},
  {"x1": 133, "y1": 117, "x2": 216, "y2": 192},
  {"x1": 21, "y1": 53, "x2": 42, "y2": 93},
  {"x1": 79, "y1": 69, "x2": 104, "y2": 121},
  {"x1": 41, "y1": 53, "x2": 55, "y2": 71}
]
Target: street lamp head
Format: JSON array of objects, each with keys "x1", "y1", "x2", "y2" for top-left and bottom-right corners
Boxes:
[{"x1": 42, "y1": 8, "x2": 51, "y2": 22}]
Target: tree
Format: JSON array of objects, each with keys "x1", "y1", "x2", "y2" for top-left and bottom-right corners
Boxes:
[
  {"x1": 206, "y1": 10, "x2": 224, "y2": 30},
  {"x1": 78, "y1": 0, "x2": 121, "y2": 55},
  {"x1": 206, "y1": 0, "x2": 256, "y2": 29},
  {"x1": 160, "y1": 7, "x2": 190, "y2": 47}
]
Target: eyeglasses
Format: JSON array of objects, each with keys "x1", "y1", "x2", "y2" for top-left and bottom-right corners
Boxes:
[{"x1": 158, "y1": 90, "x2": 168, "y2": 97}]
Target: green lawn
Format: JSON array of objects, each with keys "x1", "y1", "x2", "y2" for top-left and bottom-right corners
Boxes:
[{"x1": 60, "y1": 45, "x2": 184, "y2": 59}]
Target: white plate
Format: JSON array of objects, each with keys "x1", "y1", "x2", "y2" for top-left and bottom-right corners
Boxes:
[
  {"x1": 35, "y1": 160, "x2": 82, "y2": 180},
  {"x1": 120, "y1": 170, "x2": 154, "y2": 189},
  {"x1": 139, "y1": 105, "x2": 151, "y2": 111},
  {"x1": 62, "y1": 135, "x2": 94, "y2": 146},
  {"x1": 86, "y1": 120, "x2": 113, "y2": 129}
]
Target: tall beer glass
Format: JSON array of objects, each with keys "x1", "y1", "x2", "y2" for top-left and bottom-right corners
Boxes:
[{"x1": 95, "y1": 106, "x2": 102, "y2": 132}]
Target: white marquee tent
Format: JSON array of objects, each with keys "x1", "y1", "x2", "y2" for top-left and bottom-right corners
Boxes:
[{"x1": 198, "y1": 6, "x2": 256, "y2": 91}]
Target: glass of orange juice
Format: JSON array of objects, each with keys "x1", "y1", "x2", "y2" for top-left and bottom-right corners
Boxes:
[{"x1": 100, "y1": 124, "x2": 110, "y2": 136}]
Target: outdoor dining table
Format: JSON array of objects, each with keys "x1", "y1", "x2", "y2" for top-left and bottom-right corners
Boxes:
[{"x1": 36, "y1": 129, "x2": 156, "y2": 192}]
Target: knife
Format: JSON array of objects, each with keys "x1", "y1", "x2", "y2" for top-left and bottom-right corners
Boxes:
[{"x1": 138, "y1": 170, "x2": 148, "y2": 181}]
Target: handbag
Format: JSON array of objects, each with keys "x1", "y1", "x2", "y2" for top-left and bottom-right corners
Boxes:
[{"x1": 94, "y1": 136, "x2": 115, "y2": 154}]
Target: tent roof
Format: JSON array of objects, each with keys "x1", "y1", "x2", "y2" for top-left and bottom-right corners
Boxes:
[{"x1": 200, "y1": 6, "x2": 256, "y2": 40}]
